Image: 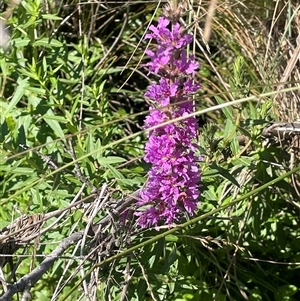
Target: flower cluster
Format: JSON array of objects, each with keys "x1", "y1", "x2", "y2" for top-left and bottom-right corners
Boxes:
[{"x1": 136, "y1": 15, "x2": 201, "y2": 228}]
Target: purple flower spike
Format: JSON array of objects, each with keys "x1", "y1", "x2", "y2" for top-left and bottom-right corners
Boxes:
[{"x1": 137, "y1": 15, "x2": 202, "y2": 228}]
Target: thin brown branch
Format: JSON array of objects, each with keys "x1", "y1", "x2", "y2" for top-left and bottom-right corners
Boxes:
[{"x1": 0, "y1": 232, "x2": 84, "y2": 301}]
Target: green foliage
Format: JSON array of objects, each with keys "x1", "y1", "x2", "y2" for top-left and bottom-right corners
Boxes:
[{"x1": 1, "y1": 0, "x2": 300, "y2": 300}]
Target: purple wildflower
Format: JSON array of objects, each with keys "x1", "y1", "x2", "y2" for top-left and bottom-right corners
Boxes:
[{"x1": 137, "y1": 14, "x2": 201, "y2": 228}]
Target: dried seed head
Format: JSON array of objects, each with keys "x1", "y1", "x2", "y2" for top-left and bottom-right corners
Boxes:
[{"x1": 163, "y1": 1, "x2": 185, "y2": 24}]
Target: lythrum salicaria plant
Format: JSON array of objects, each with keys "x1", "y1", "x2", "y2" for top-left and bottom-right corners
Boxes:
[{"x1": 136, "y1": 4, "x2": 201, "y2": 228}]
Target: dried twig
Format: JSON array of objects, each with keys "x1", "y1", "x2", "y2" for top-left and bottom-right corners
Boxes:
[
  {"x1": 262, "y1": 122, "x2": 300, "y2": 138},
  {"x1": 0, "y1": 189, "x2": 140, "y2": 301},
  {"x1": 0, "y1": 232, "x2": 84, "y2": 301}
]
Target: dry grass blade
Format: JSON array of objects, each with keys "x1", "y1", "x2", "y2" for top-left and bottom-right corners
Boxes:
[{"x1": 203, "y1": 0, "x2": 217, "y2": 43}]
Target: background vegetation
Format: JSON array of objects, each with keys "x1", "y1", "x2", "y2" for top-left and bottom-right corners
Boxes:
[{"x1": 1, "y1": 0, "x2": 300, "y2": 300}]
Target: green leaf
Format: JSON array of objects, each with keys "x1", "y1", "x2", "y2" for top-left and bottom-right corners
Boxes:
[
  {"x1": 230, "y1": 134, "x2": 239, "y2": 155},
  {"x1": 105, "y1": 164, "x2": 124, "y2": 180},
  {"x1": 1, "y1": 166, "x2": 34, "y2": 175},
  {"x1": 42, "y1": 115, "x2": 68, "y2": 122},
  {"x1": 231, "y1": 156, "x2": 254, "y2": 167},
  {"x1": 215, "y1": 95, "x2": 233, "y2": 120},
  {"x1": 42, "y1": 109, "x2": 65, "y2": 139},
  {"x1": 0, "y1": 57, "x2": 7, "y2": 78},
  {"x1": 202, "y1": 168, "x2": 220, "y2": 178},
  {"x1": 25, "y1": 86, "x2": 46, "y2": 94},
  {"x1": 33, "y1": 38, "x2": 63, "y2": 48},
  {"x1": 98, "y1": 156, "x2": 126, "y2": 165},
  {"x1": 42, "y1": 14, "x2": 62, "y2": 21},
  {"x1": 136, "y1": 279, "x2": 147, "y2": 301},
  {"x1": 162, "y1": 247, "x2": 177, "y2": 273},
  {"x1": 223, "y1": 118, "x2": 234, "y2": 141},
  {"x1": 12, "y1": 37, "x2": 31, "y2": 47},
  {"x1": 3, "y1": 78, "x2": 28, "y2": 116},
  {"x1": 238, "y1": 126, "x2": 252, "y2": 137},
  {"x1": 5, "y1": 115, "x2": 16, "y2": 132},
  {"x1": 210, "y1": 163, "x2": 240, "y2": 187},
  {"x1": 165, "y1": 235, "x2": 179, "y2": 242},
  {"x1": 17, "y1": 67, "x2": 39, "y2": 80}
]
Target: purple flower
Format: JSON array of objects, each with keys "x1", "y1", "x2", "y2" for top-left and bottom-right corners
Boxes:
[
  {"x1": 145, "y1": 17, "x2": 193, "y2": 50},
  {"x1": 137, "y1": 15, "x2": 201, "y2": 228},
  {"x1": 174, "y1": 51, "x2": 199, "y2": 74},
  {"x1": 145, "y1": 47, "x2": 171, "y2": 74},
  {"x1": 145, "y1": 78, "x2": 179, "y2": 106}
]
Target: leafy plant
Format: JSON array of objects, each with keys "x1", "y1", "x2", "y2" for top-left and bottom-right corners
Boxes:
[{"x1": 1, "y1": 0, "x2": 300, "y2": 300}]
